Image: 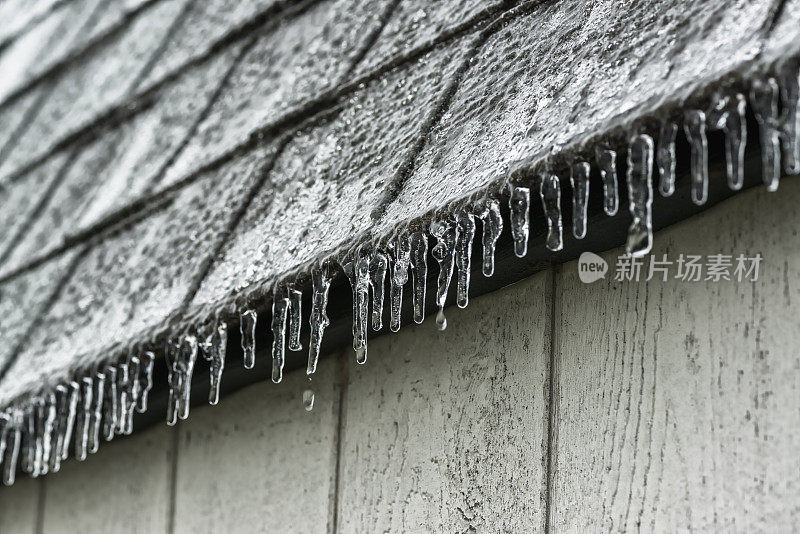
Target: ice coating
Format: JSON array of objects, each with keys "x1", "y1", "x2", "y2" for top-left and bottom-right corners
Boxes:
[
  {"x1": 430, "y1": 220, "x2": 457, "y2": 330},
  {"x1": 410, "y1": 231, "x2": 428, "y2": 325},
  {"x1": 88, "y1": 372, "x2": 104, "y2": 454},
  {"x1": 594, "y1": 147, "x2": 618, "y2": 216},
  {"x1": 477, "y1": 199, "x2": 502, "y2": 277},
  {"x1": 751, "y1": 77, "x2": 782, "y2": 191},
  {"x1": 307, "y1": 266, "x2": 333, "y2": 375},
  {"x1": 271, "y1": 290, "x2": 290, "y2": 383},
  {"x1": 570, "y1": 162, "x2": 590, "y2": 239},
  {"x1": 288, "y1": 289, "x2": 303, "y2": 352},
  {"x1": 777, "y1": 59, "x2": 800, "y2": 175},
  {"x1": 136, "y1": 352, "x2": 154, "y2": 413},
  {"x1": 343, "y1": 255, "x2": 370, "y2": 364},
  {"x1": 201, "y1": 321, "x2": 227, "y2": 405},
  {"x1": 369, "y1": 252, "x2": 388, "y2": 331},
  {"x1": 509, "y1": 186, "x2": 530, "y2": 258},
  {"x1": 389, "y1": 235, "x2": 411, "y2": 332},
  {"x1": 239, "y1": 309, "x2": 257, "y2": 370},
  {"x1": 102, "y1": 365, "x2": 118, "y2": 439},
  {"x1": 540, "y1": 173, "x2": 563, "y2": 252},
  {"x1": 455, "y1": 211, "x2": 476, "y2": 309},
  {"x1": 683, "y1": 109, "x2": 709, "y2": 205},
  {"x1": 657, "y1": 121, "x2": 678, "y2": 197},
  {"x1": 708, "y1": 91, "x2": 747, "y2": 190},
  {"x1": 625, "y1": 134, "x2": 655, "y2": 257},
  {"x1": 75, "y1": 377, "x2": 93, "y2": 461}
]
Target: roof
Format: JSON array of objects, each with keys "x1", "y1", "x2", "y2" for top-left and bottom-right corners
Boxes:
[{"x1": 0, "y1": 0, "x2": 799, "y2": 483}]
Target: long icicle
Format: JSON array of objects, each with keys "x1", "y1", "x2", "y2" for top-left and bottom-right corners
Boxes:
[
  {"x1": 271, "y1": 289, "x2": 290, "y2": 383},
  {"x1": 389, "y1": 235, "x2": 411, "y2": 332},
  {"x1": 540, "y1": 173, "x2": 563, "y2": 252},
  {"x1": 343, "y1": 255, "x2": 370, "y2": 364},
  {"x1": 369, "y1": 252, "x2": 388, "y2": 331},
  {"x1": 625, "y1": 134, "x2": 655, "y2": 256},
  {"x1": 477, "y1": 199, "x2": 502, "y2": 277},
  {"x1": 455, "y1": 211, "x2": 475, "y2": 309},
  {"x1": 410, "y1": 231, "x2": 428, "y2": 325},
  {"x1": 239, "y1": 310, "x2": 257, "y2": 370},
  {"x1": 570, "y1": 162, "x2": 590, "y2": 239},
  {"x1": 287, "y1": 289, "x2": 303, "y2": 352},
  {"x1": 430, "y1": 219, "x2": 457, "y2": 330},
  {"x1": 708, "y1": 91, "x2": 747, "y2": 190},
  {"x1": 595, "y1": 147, "x2": 618, "y2": 216},
  {"x1": 509, "y1": 186, "x2": 530, "y2": 257},
  {"x1": 750, "y1": 77, "x2": 782, "y2": 191},
  {"x1": 307, "y1": 265, "x2": 333, "y2": 375},
  {"x1": 683, "y1": 109, "x2": 709, "y2": 205}
]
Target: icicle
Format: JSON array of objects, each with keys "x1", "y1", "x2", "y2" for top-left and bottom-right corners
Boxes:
[
  {"x1": 49, "y1": 386, "x2": 66, "y2": 472},
  {"x1": 389, "y1": 235, "x2": 411, "y2": 332},
  {"x1": 164, "y1": 340, "x2": 180, "y2": 425},
  {"x1": 540, "y1": 173, "x2": 563, "y2": 252},
  {"x1": 88, "y1": 372, "x2": 104, "y2": 454},
  {"x1": 777, "y1": 58, "x2": 800, "y2": 175},
  {"x1": 410, "y1": 231, "x2": 428, "y2": 325},
  {"x1": 708, "y1": 91, "x2": 747, "y2": 190},
  {"x1": 74, "y1": 377, "x2": 93, "y2": 461},
  {"x1": 2, "y1": 411, "x2": 21, "y2": 486},
  {"x1": 455, "y1": 211, "x2": 475, "y2": 309},
  {"x1": 595, "y1": 147, "x2": 618, "y2": 216},
  {"x1": 271, "y1": 289, "x2": 290, "y2": 383},
  {"x1": 343, "y1": 255, "x2": 370, "y2": 364},
  {"x1": 750, "y1": 77, "x2": 782, "y2": 191},
  {"x1": 20, "y1": 405, "x2": 34, "y2": 475},
  {"x1": 287, "y1": 289, "x2": 302, "y2": 352},
  {"x1": 116, "y1": 362, "x2": 132, "y2": 436},
  {"x1": 136, "y1": 352, "x2": 154, "y2": 413},
  {"x1": 165, "y1": 336, "x2": 198, "y2": 423},
  {"x1": 570, "y1": 162, "x2": 590, "y2": 238},
  {"x1": 40, "y1": 393, "x2": 56, "y2": 474},
  {"x1": 239, "y1": 310, "x2": 257, "y2": 370},
  {"x1": 202, "y1": 322, "x2": 227, "y2": 405},
  {"x1": 60, "y1": 381, "x2": 79, "y2": 459},
  {"x1": 303, "y1": 390, "x2": 315, "y2": 412},
  {"x1": 369, "y1": 252, "x2": 388, "y2": 331},
  {"x1": 31, "y1": 399, "x2": 45, "y2": 477},
  {"x1": 307, "y1": 266, "x2": 333, "y2": 375},
  {"x1": 509, "y1": 186, "x2": 530, "y2": 257},
  {"x1": 430, "y1": 219, "x2": 457, "y2": 331},
  {"x1": 102, "y1": 366, "x2": 118, "y2": 439},
  {"x1": 657, "y1": 121, "x2": 678, "y2": 196},
  {"x1": 683, "y1": 109, "x2": 709, "y2": 205},
  {"x1": 0, "y1": 413, "x2": 7, "y2": 469},
  {"x1": 625, "y1": 134, "x2": 655, "y2": 256},
  {"x1": 477, "y1": 199, "x2": 502, "y2": 277},
  {"x1": 129, "y1": 356, "x2": 141, "y2": 416}
]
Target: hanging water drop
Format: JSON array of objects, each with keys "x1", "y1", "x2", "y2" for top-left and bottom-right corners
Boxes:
[
  {"x1": 509, "y1": 186, "x2": 530, "y2": 257},
  {"x1": 239, "y1": 310, "x2": 257, "y2": 370},
  {"x1": 570, "y1": 162, "x2": 590, "y2": 239},
  {"x1": 271, "y1": 289, "x2": 290, "y2": 383},
  {"x1": 477, "y1": 199, "x2": 502, "y2": 277},
  {"x1": 778, "y1": 58, "x2": 800, "y2": 175},
  {"x1": 369, "y1": 252, "x2": 388, "y2": 331},
  {"x1": 389, "y1": 235, "x2": 411, "y2": 332},
  {"x1": 540, "y1": 173, "x2": 563, "y2": 252},
  {"x1": 343, "y1": 255, "x2": 370, "y2": 364},
  {"x1": 595, "y1": 147, "x2": 618, "y2": 216},
  {"x1": 430, "y1": 219, "x2": 457, "y2": 331},
  {"x1": 750, "y1": 77, "x2": 782, "y2": 191},
  {"x1": 657, "y1": 121, "x2": 677, "y2": 196},
  {"x1": 136, "y1": 352, "x2": 154, "y2": 413},
  {"x1": 202, "y1": 321, "x2": 227, "y2": 405},
  {"x1": 707, "y1": 91, "x2": 747, "y2": 190},
  {"x1": 75, "y1": 377, "x2": 93, "y2": 461},
  {"x1": 288, "y1": 288, "x2": 302, "y2": 352},
  {"x1": 307, "y1": 266, "x2": 333, "y2": 375},
  {"x1": 625, "y1": 134, "x2": 655, "y2": 257},
  {"x1": 410, "y1": 231, "x2": 428, "y2": 325},
  {"x1": 88, "y1": 372, "x2": 105, "y2": 453},
  {"x1": 102, "y1": 365, "x2": 118, "y2": 439},
  {"x1": 455, "y1": 211, "x2": 475, "y2": 309},
  {"x1": 683, "y1": 109, "x2": 709, "y2": 205},
  {"x1": 303, "y1": 390, "x2": 315, "y2": 412}
]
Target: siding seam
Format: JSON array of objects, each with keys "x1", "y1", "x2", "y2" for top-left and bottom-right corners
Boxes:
[{"x1": 543, "y1": 266, "x2": 560, "y2": 533}]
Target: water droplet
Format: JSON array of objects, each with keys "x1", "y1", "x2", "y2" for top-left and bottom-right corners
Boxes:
[
  {"x1": 539, "y1": 173, "x2": 563, "y2": 252},
  {"x1": 410, "y1": 231, "x2": 428, "y2": 324},
  {"x1": 455, "y1": 211, "x2": 475, "y2": 309},
  {"x1": 625, "y1": 134, "x2": 655, "y2": 257},
  {"x1": 344, "y1": 255, "x2": 370, "y2": 364},
  {"x1": 430, "y1": 219, "x2": 457, "y2": 329},
  {"x1": 271, "y1": 290, "x2": 290, "y2": 383},
  {"x1": 239, "y1": 310, "x2": 257, "y2": 370},
  {"x1": 287, "y1": 289, "x2": 303, "y2": 352},
  {"x1": 307, "y1": 266, "x2": 333, "y2": 375},
  {"x1": 477, "y1": 199, "x2": 502, "y2": 277},
  {"x1": 570, "y1": 162, "x2": 590, "y2": 239},
  {"x1": 389, "y1": 235, "x2": 411, "y2": 332},
  {"x1": 303, "y1": 390, "x2": 315, "y2": 412},
  {"x1": 435, "y1": 308, "x2": 447, "y2": 331},
  {"x1": 683, "y1": 109, "x2": 709, "y2": 205},
  {"x1": 509, "y1": 186, "x2": 530, "y2": 257},
  {"x1": 369, "y1": 252, "x2": 388, "y2": 331},
  {"x1": 595, "y1": 147, "x2": 618, "y2": 216},
  {"x1": 708, "y1": 91, "x2": 747, "y2": 190},
  {"x1": 778, "y1": 58, "x2": 800, "y2": 175},
  {"x1": 657, "y1": 121, "x2": 677, "y2": 197},
  {"x1": 750, "y1": 77, "x2": 782, "y2": 191}
]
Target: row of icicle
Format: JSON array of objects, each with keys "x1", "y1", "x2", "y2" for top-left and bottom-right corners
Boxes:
[{"x1": 0, "y1": 60, "x2": 797, "y2": 486}]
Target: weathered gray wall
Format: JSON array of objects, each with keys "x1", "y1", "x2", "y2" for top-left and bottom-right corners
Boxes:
[{"x1": 1, "y1": 181, "x2": 798, "y2": 532}]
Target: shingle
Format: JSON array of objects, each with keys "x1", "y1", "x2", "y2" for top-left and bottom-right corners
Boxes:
[{"x1": 0, "y1": 0, "x2": 62, "y2": 44}]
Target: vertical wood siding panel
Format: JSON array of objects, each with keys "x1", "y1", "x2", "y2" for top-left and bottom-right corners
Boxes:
[{"x1": 0, "y1": 477, "x2": 39, "y2": 533}]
